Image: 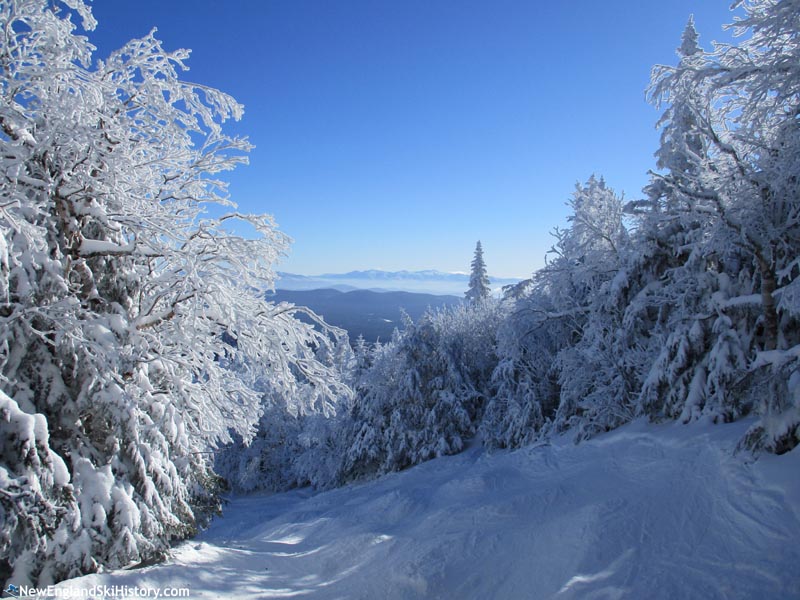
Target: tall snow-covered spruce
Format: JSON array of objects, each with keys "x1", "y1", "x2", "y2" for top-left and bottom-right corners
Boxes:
[
  {"x1": 646, "y1": 1, "x2": 800, "y2": 450},
  {"x1": 0, "y1": 0, "x2": 346, "y2": 587},
  {"x1": 465, "y1": 241, "x2": 491, "y2": 302}
]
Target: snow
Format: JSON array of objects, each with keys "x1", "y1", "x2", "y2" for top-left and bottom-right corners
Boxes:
[
  {"x1": 58, "y1": 419, "x2": 799, "y2": 599},
  {"x1": 78, "y1": 239, "x2": 135, "y2": 256},
  {"x1": 48, "y1": 442, "x2": 71, "y2": 487}
]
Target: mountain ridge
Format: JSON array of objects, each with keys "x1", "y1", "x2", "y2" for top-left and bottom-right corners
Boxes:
[{"x1": 275, "y1": 269, "x2": 522, "y2": 296}]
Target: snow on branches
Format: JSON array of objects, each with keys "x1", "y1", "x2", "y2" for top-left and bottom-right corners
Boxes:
[{"x1": 0, "y1": 0, "x2": 347, "y2": 586}]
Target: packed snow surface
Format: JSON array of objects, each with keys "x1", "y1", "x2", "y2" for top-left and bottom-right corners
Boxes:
[{"x1": 61, "y1": 419, "x2": 800, "y2": 599}]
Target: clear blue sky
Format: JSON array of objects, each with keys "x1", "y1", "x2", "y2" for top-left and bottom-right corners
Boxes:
[{"x1": 89, "y1": 1, "x2": 738, "y2": 278}]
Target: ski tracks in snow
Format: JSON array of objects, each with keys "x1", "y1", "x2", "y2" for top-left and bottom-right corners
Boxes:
[{"x1": 59, "y1": 419, "x2": 800, "y2": 599}]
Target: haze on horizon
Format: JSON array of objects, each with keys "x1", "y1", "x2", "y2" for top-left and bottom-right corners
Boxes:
[{"x1": 90, "y1": 1, "x2": 737, "y2": 279}]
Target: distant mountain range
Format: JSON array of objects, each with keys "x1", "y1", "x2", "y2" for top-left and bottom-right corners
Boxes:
[
  {"x1": 275, "y1": 269, "x2": 523, "y2": 296},
  {"x1": 267, "y1": 288, "x2": 462, "y2": 343}
]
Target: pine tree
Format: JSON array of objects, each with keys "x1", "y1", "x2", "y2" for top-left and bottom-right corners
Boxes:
[
  {"x1": 678, "y1": 14, "x2": 700, "y2": 59},
  {"x1": 466, "y1": 241, "x2": 491, "y2": 303}
]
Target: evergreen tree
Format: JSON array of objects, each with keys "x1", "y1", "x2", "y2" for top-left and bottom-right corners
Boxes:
[
  {"x1": 337, "y1": 302, "x2": 501, "y2": 483},
  {"x1": 483, "y1": 176, "x2": 630, "y2": 446},
  {"x1": 647, "y1": 0, "x2": 800, "y2": 449},
  {"x1": 466, "y1": 241, "x2": 491, "y2": 302}
]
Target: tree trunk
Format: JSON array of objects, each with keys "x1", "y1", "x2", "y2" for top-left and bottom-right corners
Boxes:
[{"x1": 759, "y1": 260, "x2": 779, "y2": 351}]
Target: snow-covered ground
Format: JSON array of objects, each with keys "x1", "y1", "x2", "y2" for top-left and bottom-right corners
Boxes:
[{"x1": 59, "y1": 419, "x2": 799, "y2": 599}]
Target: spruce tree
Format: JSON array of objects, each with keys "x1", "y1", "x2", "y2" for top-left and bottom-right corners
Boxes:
[{"x1": 466, "y1": 241, "x2": 491, "y2": 303}]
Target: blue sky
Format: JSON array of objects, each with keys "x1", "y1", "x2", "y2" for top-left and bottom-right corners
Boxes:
[{"x1": 89, "y1": 1, "x2": 738, "y2": 278}]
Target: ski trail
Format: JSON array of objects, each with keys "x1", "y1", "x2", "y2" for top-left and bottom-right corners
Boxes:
[{"x1": 57, "y1": 419, "x2": 800, "y2": 599}]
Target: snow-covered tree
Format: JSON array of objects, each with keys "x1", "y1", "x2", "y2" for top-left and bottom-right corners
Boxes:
[
  {"x1": 483, "y1": 176, "x2": 631, "y2": 445},
  {"x1": 0, "y1": 0, "x2": 345, "y2": 585},
  {"x1": 337, "y1": 301, "x2": 501, "y2": 482},
  {"x1": 216, "y1": 332, "x2": 354, "y2": 493},
  {"x1": 480, "y1": 297, "x2": 564, "y2": 449},
  {"x1": 646, "y1": 0, "x2": 800, "y2": 449},
  {"x1": 0, "y1": 391, "x2": 78, "y2": 586},
  {"x1": 465, "y1": 241, "x2": 491, "y2": 302}
]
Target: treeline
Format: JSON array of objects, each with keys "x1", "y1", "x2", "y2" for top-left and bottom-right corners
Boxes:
[{"x1": 221, "y1": 2, "x2": 800, "y2": 489}]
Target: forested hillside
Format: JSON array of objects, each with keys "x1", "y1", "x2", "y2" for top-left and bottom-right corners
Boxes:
[{"x1": 225, "y1": 1, "x2": 800, "y2": 490}]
